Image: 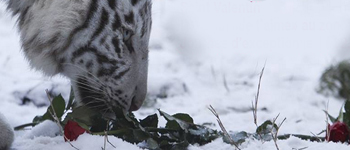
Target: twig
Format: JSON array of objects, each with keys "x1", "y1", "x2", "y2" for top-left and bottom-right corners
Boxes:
[
  {"x1": 14, "y1": 123, "x2": 38, "y2": 130},
  {"x1": 310, "y1": 132, "x2": 322, "y2": 142},
  {"x1": 45, "y1": 90, "x2": 79, "y2": 150},
  {"x1": 223, "y1": 74, "x2": 230, "y2": 93},
  {"x1": 251, "y1": 67, "x2": 265, "y2": 142},
  {"x1": 208, "y1": 105, "x2": 241, "y2": 150},
  {"x1": 270, "y1": 115, "x2": 279, "y2": 150},
  {"x1": 270, "y1": 114, "x2": 286, "y2": 150},
  {"x1": 103, "y1": 120, "x2": 116, "y2": 150},
  {"x1": 253, "y1": 67, "x2": 265, "y2": 126},
  {"x1": 325, "y1": 99, "x2": 330, "y2": 142},
  {"x1": 277, "y1": 134, "x2": 325, "y2": 141},
  {"x1": 103, "y1": 133, "x2": 106, "y2": 150}
]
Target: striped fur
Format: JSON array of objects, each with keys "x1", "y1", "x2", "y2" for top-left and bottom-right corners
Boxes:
[{"x1": 5, "y1": 0, "x2": 152, "y2": 112}]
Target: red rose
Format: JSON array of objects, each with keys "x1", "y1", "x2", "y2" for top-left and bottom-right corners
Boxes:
[
  {"x1": 326, "y1": 122, "x2": 350, "y2": 143},
  {"x1": 64, "y1": 120, "x2": 87, "y2": 141}
]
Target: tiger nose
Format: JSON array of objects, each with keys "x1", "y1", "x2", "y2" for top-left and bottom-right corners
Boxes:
[{"x1": 129, "y1": 87, "x2": 147, "y2": 111}]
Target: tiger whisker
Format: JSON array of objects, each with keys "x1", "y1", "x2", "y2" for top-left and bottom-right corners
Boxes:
[
  {"x1": 62, "y1": 63, "x2": 105, "y2": 86},
  {"x1": 70, "y1": 79, "x2": 104, "y2": 92}
]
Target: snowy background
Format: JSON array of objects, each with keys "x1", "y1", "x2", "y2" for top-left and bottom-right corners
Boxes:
[{"x1": 1, "y1": 0, "x2": 350, "y2": 149}]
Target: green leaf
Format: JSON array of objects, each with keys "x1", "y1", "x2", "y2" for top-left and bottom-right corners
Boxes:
[
  {"x1": 227, "y1": 131, "x2": 250, "y2": 144},
  {"x1": 343, "y1": 100, "x2": 350, "y2": 126},
  {"x1": 89, "y1": 117, "x2": 108, "y2": 132},
  {"x1": 132, "y1": 129, "x2": 150, "y2": 142},
  {"x1": 140, "y1": 114, "x2": 158, "y2": 128},
  {"x1": 256, "y1": 120, "x2": 278, "y2": 135},
  {"x1": 159, "y1": 140, "x2": 171, "y2": 148},
  {"x1": 70, "y1": 106, "x2": 96, "y2": 126},
  {"x1": 338, "y1": 104, "x2": 344, "y2": 122},
  {"x1": 187, "y1": 126, "x2": 220, "y2": 145},
  {"x1": 105, "y1": 128, "x2": 149, "y2": 144},
  {"x1": 76, "y1": 121, "x2": 91, "y2": 131},
  {"x1": 32, "y1": 94, "x2": 66, "y2": 124},
  {"x1": 146, "y1": 138, "x2": 159, "y2": 149},
  {"x1": 345, "y1": 100, "x2": 350, "y2": 112},
  {"x1": 50, "y1": 94, "x2": 66, "y2": 119},
  {"x1": 159, "y1": 110, "x2": 190, "y2": 131},
  {"x1": 318, "y1": 61, "x2": 350, "y2": 100},
  {"x1": 344, "y1": 112, "x2": 350, "y2": 127},
  {"x1": 323, "y1": 110, "x2": 337, "y2": 123},
  {"x1": 173, "y1": 113, "x2": 194, "y2": 124},
  {"x1": 32, "y1": 115, "x2": 48, "y2": 124},
  {"x1": 166, "y1": 120, "x2": 182, "y2": 130}
]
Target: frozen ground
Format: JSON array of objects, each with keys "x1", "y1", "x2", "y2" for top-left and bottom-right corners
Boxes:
[{"x1": 0, "y1": 0, "x2": 350, "y2": 149}]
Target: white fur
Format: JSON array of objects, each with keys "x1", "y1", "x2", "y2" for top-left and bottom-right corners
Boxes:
[
  {"x1": 0, "y1": 112, "x2": 14, "y2": 150},
  {"x1": 18, "y1": 0, "x2": 91, "y2": 76}
]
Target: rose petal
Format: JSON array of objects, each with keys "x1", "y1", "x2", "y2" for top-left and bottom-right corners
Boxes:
[
  {"x1": 326, "y1": 122, "x2": 349, "y2": 143},
  {"x1": 64, "y1": 120, "x2": 87, "y2": 141}
]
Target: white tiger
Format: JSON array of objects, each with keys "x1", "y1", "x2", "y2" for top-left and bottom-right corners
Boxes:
[{"x1": 0, "y1": 0, "x2": 152, "y2": 149}]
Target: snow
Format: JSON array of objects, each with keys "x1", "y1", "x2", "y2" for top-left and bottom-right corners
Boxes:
[
  {"x1": 23, "y1": 120, "x2": 60, "y2": 139},
  {"x1": 14, "y1": 133, "x2": 141, "y2": 150},
  {"x1": 1, "y1": 0, "x2": 350, "y2": 149}
]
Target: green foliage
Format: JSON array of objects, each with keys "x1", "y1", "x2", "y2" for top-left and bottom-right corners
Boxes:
[
  {"x1": 344, "y1": 100, "x2": 350, "y2": 126},
  {"x1": 256, "y1": 120, "x2": 278, "y2": 135},
  {"x1": 324, "y1": 110, "x2": 337, "y2": 123},
  {"x1": 33, "y1": 94, "x2": 66, "y2": 124},
  {"x1": 140, "y1": 114, "x2": 158, "y2": 128},
  {"x1": 14, "y1": 90, "x2": 326, "y2": 149},
  {"x1": 318, "y1": 60, "x2": 350, "y2": 100},
  {"x1": 227, "y1": 131, "x2": 250, "y2": 144},
  {"x1": 325, "y1": 100, "x2": 350, "y2": 129}
]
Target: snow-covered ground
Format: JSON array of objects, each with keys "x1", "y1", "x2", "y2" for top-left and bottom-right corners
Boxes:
[{"x1": 1, "y1": 0, "x2": 350, "y2": 149}]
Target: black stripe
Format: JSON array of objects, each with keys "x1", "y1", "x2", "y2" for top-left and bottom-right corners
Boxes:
[
  {"x1": 120, "y1": 98, "x2": 128, "y2": 105},
  {"x1": 114, "y1": 68, "x2": 130, "y2": 80},
  {"x1": 47, "y1": 34, "x2": 60, "y2": 46},
  {"x1": 124, "y1": 39, "x2": 135, "y2": 54},
  {"x1": 96, "y1": 50, "x2": 117, "y2": 64},
  {"x1": 112, "y1": 12, "x2": 121, "y2": 31},
  {"x1": 139, "y1": 3, "x2": 150, "y2": 37},
  {"x1": 71, "y1": 47, "x2": 87, "y2": 62},
  {"x1": 131, "y1": 0, "x2": 139, "y2": 6},
  {"x1": 18, "y1": 7, "x2": 29, "y2": 28},
  {"x1": 57, "y1": 58, "x2": 66, "y2": 72},
  {"x1": 72, "y1": 46, "x2": 126, "y2": 65},
  {"x1": 108, "y1": 0, "x2": 116, "y2": 9},
  {"x1": 112, "y1": 37, "x2": 121, "y2": 58},
  {"x1": 97, "y1": 66, "x2": 119, "y2": 77},
  {"x1": 141, "y1": 20, "x2": 147, "y2": 38},
  {"x1": 61, "y1": 0, "x2": 99, "y2": 52},
  {"x1": 99, "y1": 36, "x2": 107, "y2": 45},
  {"x1": 116, "y1": 90, "x2": 123, "y2": 94},
  {"x1": 86, "y1": 60, "x2": 93, "y2": 70},
  {"x1": 124, "y1": 11, "x2": 134, "y2": 24},
  {"x1": 90, "y1": 8, "x2": 109, "y2": 42}
]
